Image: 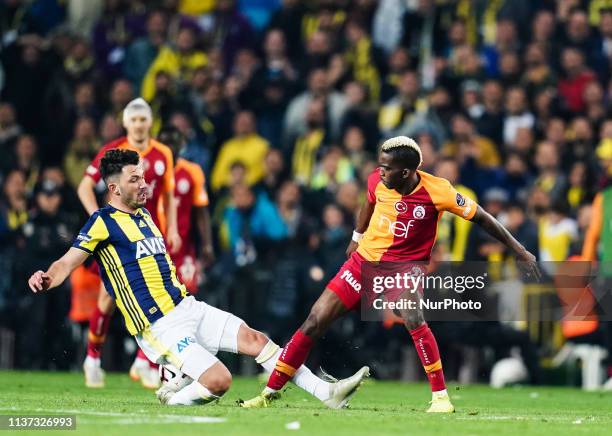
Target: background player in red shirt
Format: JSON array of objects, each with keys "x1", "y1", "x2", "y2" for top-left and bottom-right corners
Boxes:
[
  {"x1": 157, "y1": 126, "x2": 215, "y2": 293},
  {"x1": 77, "y1": 98, "x2": 181, "y2": 389},
  {"x1": 241, "y1": 136, "x2": 539, "y2": 412}
]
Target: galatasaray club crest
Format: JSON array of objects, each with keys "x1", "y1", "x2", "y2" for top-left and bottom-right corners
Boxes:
[{"x1": 394, "y1": 201, "x2": 408, "y2": 213}]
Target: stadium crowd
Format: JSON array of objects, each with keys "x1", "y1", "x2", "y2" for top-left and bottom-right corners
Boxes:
[{"x1": 1, "y1": 0, "x2": 612, "y2": 385}]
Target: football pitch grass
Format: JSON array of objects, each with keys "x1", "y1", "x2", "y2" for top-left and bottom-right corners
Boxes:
[{"x1": 1, "y1": 371, "x2": 611, "y2": 435}]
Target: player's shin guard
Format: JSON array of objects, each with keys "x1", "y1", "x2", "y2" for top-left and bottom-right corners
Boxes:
[
  {"x1": 86, "y1": 306, "x2": 111, "y2": 359},
  {"x1": 257, "y1": 340, "x2": 331, "y2": 401},
  {"x1": 168, "y1": 380, "x2": 219, "y2": 405},
  {"x1": 265, "y1": 330, "x2": 314, "y2": 392},
  {"x1": 409, "y1": 323, "x2": 446, "y2": 392}
]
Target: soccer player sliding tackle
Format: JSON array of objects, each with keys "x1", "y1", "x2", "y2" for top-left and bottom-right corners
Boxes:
[
  {"x1": 77, "y1": 98, "x2": 180, "y2": 389},
  {"x1": 28, "y1": 149, "x2": 368, "y2": 407},
  {"x1": 240, "y1": 136, "x2": 540, "y2": 412}
]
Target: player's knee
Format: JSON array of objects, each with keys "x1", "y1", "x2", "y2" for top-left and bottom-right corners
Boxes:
[
  {"x1": 240, "y1": 325, "x2": 269, "y2": 355},
  {"x1": 203, "y1": 367, "x2": 232, "y2": 396},
  {"x1": 301, "y1": 309, "x2": 326, "y2": 338},
  {"x1": 401, "y1": 308, "x2": 425, "y2": 331}
]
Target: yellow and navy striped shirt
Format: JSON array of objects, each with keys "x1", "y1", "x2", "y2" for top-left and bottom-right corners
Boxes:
[{"x1": 72, "y1": 205, "x2": 187, "y2": 335}]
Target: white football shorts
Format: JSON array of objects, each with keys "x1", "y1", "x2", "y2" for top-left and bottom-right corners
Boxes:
[{"x1": 135, "y1": 296, "x2": 244, "y2": 380}]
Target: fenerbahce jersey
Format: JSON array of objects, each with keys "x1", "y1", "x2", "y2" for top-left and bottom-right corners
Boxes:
[
  {"x1": 357, "y1": 170, "x2": 478, "y2": 262},
  {"x1": 72, "y1": 205, "x2": 187, "y2": 335}
]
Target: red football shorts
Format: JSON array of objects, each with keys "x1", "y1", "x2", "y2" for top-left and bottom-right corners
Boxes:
[
  {"x1": 327, "y1": 252, "x2": 367, "y2": 311},
  {"x1": 327, "y1": 252, "x2": 425, "y2": 311}
]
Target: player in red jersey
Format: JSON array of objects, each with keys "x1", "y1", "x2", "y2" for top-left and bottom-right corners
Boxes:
[
  {"x1": 157, "y1": 126, "x2": 215, "y2": 293},
  {"x1": 77, "y1": 98, "x2": 181, "y2": 389},
  {"x1": 241, "y1": 136, "x2": 540, "y2": 412}
]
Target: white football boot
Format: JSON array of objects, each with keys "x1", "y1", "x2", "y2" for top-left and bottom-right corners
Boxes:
[{"x1": 83, "y1": 356, "x2": 105, "y2": 388}]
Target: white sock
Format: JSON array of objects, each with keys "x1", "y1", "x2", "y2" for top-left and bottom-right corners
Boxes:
[
  {"x1": 256, "y1": 341, "x2": 331, "y2": 401},
  {"x1": 168, "y1": 380, "x2": 219, "y2": 405},
  {"x1": 84, "y1": 355, "x2": 100, "y2": 367},
  {"x1": 433, "y1": 389, "x2": 448, "y2": 398}
]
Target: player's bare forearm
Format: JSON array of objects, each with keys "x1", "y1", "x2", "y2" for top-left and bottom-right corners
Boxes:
[
  {"x1": 471, "y1": 205, "x2": 540, "y2": 279},
  {"x1": 471, "y1": 205, "x2": 528, "y2": 257},
  {"x1": 163, "y1": 191, "x2": 178, "y2": 233},
  {"x1": 346, "y1": 200, "x2": 375, "y2": 258},
  {"x1": 163, "y1": 191, "x2": 181, "y2": 253},
  {"x1": 28, "y1": 248, "x2": 89, "y2": 292},
  {"x1": 77, "y1": 176, "x2": 99, "y2": 215},
  {"x1": 195, "y1": 206, "x2": 215, "y2": 265},
  {"x1": 355, "y1": 201, "x2": 376, "y2": 233}
]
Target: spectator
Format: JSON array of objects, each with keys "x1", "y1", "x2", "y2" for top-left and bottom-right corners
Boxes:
[
  {"x1": 288, "y1": 96, "x2": 328, "y2": 186},
  {"x1": 503, "y1": 86, "x2": 535, "y2": 146},
  {"x1": 0, "y1": 169, "x2": 28, "y2": 233},
  {"x1": 205, "y1": 0, "x2": 255, "y2": 72},
  {"x1": 501, "y1": 202, "x2": 539, "y2": 257},
  {"x1": 558, "y1": 47, "x2": 596, "y2": 113},
  {"x1": 91, "y1": 0, "x2": 145, "y2": 79},
  {"x1": 123, "y1": 9, "x2": 167, "y2": 91},
  {"x1": 380, "y1": 47, "x2": 411, "y2": 102},
  {"x1": 211, "y1": 110, "x2": 269, "y2": 191},
  {"x1": 0, "y1": 102, "x2": 22, "y2": 163},
  {"x1": 476, "y1": 80, "x2": 505, "y2": 146},
  {"x1": 169, "y1": 110, "x2": 212, "y2": 173},
  {"x1": 10, "y1": 134, "x2": 40, "y2": 194},
  {"x1": 378, "y1": 70, "x2": 427, "y2": 138},
  {"x1": 583, "y1": 81, "x2": 606, "y2": 127},
  {"x1": 442, "y1": 112, "x2": 501, "y2": 169},
  {"x1": 63, "y1": 116, "x2": 100, "y2": 190},
  {"x1": 335, "y1": 180, "x2": 360, "y2": 226},
  {"x1": 267, "y1": 0, "x2": 305, "y2": 60},
  {"x1": 521, "y1": 43, "x2": 557, "y2": 101},
  {"x1": 538, "y1": 200, "x2": 578, "y2": 264},
  {"x1": 15, "y1": 180, "x2": 77, "y2": 369},
  {"x1": 250, "y1": 28, "x2": 298, "y2": 148},
  {"x1": 310, "y1": 146, "x2": 354, "y2": 192},
  {"x1": 141, "y1": 25, "x2": 207, "y2": 101},
  {"x1": 284, "y1": 67, "x2": 348, "y2": 145},
  {"x1": 434, "y1": 157, "x2": 477, "y2": 261},
  {"x1": 220, "y1": 183, "x2": 287, "y2": 265},
  {"x1": 340, "y1": 81, "x2": 380, "y2": 147},
  {"x1": 533, "y1": 141, "x2": 567, "y2": 205},
  {"x1": 254, "y1": 148, "x2": 289, "y2": 201},
  {"x1": 341, "y1": 18, "x2": 384, "y2": 105},
  {"x1": 98, "y1": 112, "x2": 122, "y2": 144},
  {"x1": 342, "y1": 125, "x2": 372, "y2": 171}
]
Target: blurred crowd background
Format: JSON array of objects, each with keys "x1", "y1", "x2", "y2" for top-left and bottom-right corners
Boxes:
[{"x1": 1, "y1": 0, "x2": 612, "y2": 387}]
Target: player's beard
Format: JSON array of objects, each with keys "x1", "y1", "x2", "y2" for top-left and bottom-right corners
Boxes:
[{"x1": 124, "y1": 188, "x2": 148, "y2": 209}]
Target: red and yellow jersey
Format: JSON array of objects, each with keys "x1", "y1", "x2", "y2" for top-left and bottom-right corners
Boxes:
[
  {"x1": 174, "y1": 157, "x2": 209, "y2": 255},
  {"x1": 84, "y1": 137, "x2": 175, "y2": 230},
  {"x1": 357, "y1": 170, "x2": 478, "y2": 262}
]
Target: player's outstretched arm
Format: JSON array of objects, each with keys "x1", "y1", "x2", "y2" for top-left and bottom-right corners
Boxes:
[
  {"x1": 470, "y1": 205, "x2": 541, "y2": 280},
  {"x1": 77, "y1": 176, "x2": 99, "y2": 216},
  {"x1": 28, "y1": 247, "x2": 90, "y2": 293},
  {"x1": 346, "y1": 200, "x2": 376, "y2": 258}
]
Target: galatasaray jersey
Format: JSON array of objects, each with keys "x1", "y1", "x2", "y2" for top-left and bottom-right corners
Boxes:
[
  {"x1": 175, "y1": 158, "x2": 209, "y2": 256},
  {"x1": 72, "y1": 205, "x2": 188, "y2": 335},
  {"x1": 357, "y1": 170, "x2": 478, "y2": 262},
  {"x1": 84, "y1": 137, "x2": 174, "y2": 230}
]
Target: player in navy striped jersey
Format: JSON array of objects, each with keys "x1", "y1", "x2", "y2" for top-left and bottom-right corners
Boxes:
[{"x1": 28, "y1": 149, "x2": 368, "y2": 407}]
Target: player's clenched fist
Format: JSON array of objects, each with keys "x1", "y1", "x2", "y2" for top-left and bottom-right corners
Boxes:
[{"x1": 28, "y1": 270, "x2": 52, "y2": 293}]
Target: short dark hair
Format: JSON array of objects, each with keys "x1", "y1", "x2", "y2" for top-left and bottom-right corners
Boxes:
[
  {"x1": 100, "y1": 149, "x2": 140, "y2": 182},
  {"x1": 158, "y1": 125, "x2": 184, "y2": 150},
  {"x1": 384, "y1": 146, "x2": 421, "y2": 170}
]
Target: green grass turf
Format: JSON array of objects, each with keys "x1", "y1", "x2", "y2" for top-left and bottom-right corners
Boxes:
[{"x1": 0, "y1": 371, "x2": 611, "y2": 435}]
